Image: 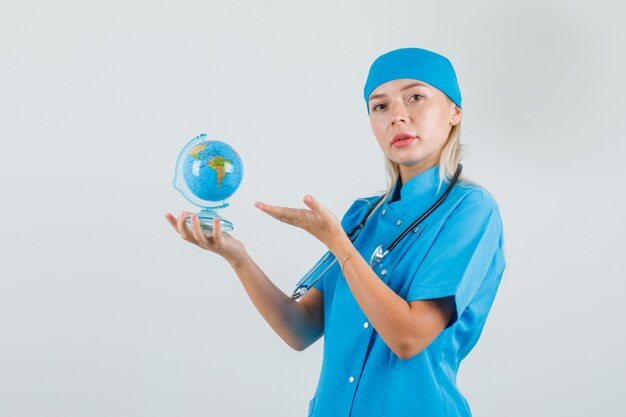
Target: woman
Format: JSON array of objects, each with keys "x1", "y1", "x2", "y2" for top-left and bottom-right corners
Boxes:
[{"x1": 165, "y1": 47, "x2": 506, "y2": 417}]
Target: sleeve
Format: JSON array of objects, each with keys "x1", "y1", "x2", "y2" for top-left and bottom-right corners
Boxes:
[{"x1": 405, "y1": 191, "x2": 505, "y2": 327}]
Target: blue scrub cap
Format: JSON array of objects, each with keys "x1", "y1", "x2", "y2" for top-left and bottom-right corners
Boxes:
[{"x1": 363, "y1": 47, "x2": 462, "y2": 114}]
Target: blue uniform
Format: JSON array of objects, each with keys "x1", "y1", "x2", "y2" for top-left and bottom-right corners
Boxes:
[{"x1": 305, "y1": 165, "x2": 506, "y2": 417}]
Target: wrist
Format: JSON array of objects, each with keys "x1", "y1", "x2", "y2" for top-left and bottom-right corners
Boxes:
[
  {"x1": 224, "y1": 248, "x2": 249, "y2": 269},
  {"x1": 329, "y1": 232, "x2": 354, "y2": 261}
]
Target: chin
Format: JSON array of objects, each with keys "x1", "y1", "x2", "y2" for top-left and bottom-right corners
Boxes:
[{"x1": 394, "y1": 156, "x2": 424, "y2": 166}]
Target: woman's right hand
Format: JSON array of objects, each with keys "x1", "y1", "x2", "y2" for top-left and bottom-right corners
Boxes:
[{"x1": 165, "y1": 211, "x2": 246, "y2": 265}]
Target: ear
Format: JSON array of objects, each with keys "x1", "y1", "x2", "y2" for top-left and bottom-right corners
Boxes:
[{"x1": 450, "y1": 104, "x2": 462, "y2": 126}]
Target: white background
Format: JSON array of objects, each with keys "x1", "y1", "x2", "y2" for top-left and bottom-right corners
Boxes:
[{"x1": 1, "y1": 0, "x2": 625, "y2": 416}]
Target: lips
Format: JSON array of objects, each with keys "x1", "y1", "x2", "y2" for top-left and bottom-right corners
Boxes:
[{"x1": 391, "y1": 133, "x2": 417, "y2": 145}]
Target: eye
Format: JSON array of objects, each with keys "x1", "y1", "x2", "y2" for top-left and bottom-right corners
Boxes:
[
  {"x1": 371, "y1": 103, "x2": 386, "y2": 111},
  {"x1": 410, "y1": 94, "x2": 423, "y2": 101}
]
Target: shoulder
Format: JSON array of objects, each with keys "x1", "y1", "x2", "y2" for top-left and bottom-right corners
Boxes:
[
  {"x1": 452, "y1": 181, "x2": 501, "y2": 213},
  {"x1": 444, "y1": 181, "x2": 504, "y2": 230},
  {"x1": 339, "y1": 194, "x2": 383, "y2": 230}
]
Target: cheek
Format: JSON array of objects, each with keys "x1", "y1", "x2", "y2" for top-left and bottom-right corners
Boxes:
[
  {"x1": 419, "y1": 107, "x2": 441, "y2": 124},
  {"x1": 370, "y1": 119, "x2": 385, "y2": 144},
  {"x1": 419, "y1": 108, "x2": 449, "y2": 136}
]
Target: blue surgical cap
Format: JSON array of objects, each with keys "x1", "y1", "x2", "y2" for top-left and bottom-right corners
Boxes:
[{"x1": 363, "y1": 47, "x2": 462, "y2": 114}]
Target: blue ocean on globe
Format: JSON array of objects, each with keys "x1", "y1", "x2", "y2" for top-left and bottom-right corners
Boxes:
[{"x1": 181, "y1": 140, "x2": 243, "y2": 202}]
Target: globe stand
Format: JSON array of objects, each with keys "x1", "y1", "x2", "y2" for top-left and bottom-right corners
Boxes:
[{"x1": 185, "y1": 206, "x2": 234, "y2": 233}]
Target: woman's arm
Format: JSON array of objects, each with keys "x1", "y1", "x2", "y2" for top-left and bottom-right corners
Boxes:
[
  {"x1": 312, "y1": 193, "x2": 501, "y2": 360},
  {"x1": 228, "y1": 253, "x2": 324, "y2": 351},
  {"x1": 165, "y1": 211, "x2": 323, "y2": 351},
  {"x1": 332, "y1": 234, "x2": 455, "y2": 359},
  {"x1": 255, "y1": 196, "x2": 455, "y2": 360}
]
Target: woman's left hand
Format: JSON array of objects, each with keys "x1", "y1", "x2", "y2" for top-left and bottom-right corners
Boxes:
[{"x1": 255, "y1": 195, "x2": 347, "y2": 251}]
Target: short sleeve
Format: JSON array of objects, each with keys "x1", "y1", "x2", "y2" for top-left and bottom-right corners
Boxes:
[{"x1": 406, "y1": 191, "x2": 505, "y2": 326}]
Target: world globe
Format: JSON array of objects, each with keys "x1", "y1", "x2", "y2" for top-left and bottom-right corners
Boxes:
[{"x1": 173, "y1": 134, "x2": 243, "y2": 232}]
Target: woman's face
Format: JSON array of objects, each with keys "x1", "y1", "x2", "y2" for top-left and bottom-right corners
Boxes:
[{"x1": 368, "y1": 78, "x2": 462, "y2": 182}]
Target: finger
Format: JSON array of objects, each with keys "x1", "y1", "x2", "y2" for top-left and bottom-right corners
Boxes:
[
  {"x1": 211, "y1": 218, "x2": 222, "y2": 241},
  {"x1": 177, "y1": 211, "x2": 195, "y2": 241},
  {"x1": 212, "y1": 218, "x2": 235, "y2": 241},
  {"x1": 255, "y1": 202, "x2": 303, "y2": 225},
  {"x1": 302, "y1": 195, "x2": 343, "y2": 232},
  {"x1": 303, "y1": 194, "x2": 329, "y2": 214},
  {"x1": 190, "y1": 214, "x2": 210, "y2": 246},
  {"x1": 303, "y1": 195, "x2": 332, "y2": 223},
  {"x1": 165, "y1": 213, "x2": 179, "y2": 231}
]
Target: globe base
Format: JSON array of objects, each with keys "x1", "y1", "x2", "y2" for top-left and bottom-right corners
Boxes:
[{"x1": 185, "y1": 209, "x2": 234, "y2": 233}]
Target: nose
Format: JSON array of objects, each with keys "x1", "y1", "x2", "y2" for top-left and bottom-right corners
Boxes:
[
  {"x1": 390, "y1": 103, "x2": 408, "y2": 126},
  {"x1": 391, "y1": 114, "x2": 407, "y2": 126}
]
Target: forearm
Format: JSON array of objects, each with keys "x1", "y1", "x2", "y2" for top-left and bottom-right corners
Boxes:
[
  {"x1": 227, "y1": 252, "x2": 317, "y2": 351},
  {"x1": 330, "y1": 236, "x2": 415, "y2": 357}
]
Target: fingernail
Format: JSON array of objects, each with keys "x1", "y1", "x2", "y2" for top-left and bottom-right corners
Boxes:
[{"x1": 304, "y1": 195, "x2": 312, "y2": 204}]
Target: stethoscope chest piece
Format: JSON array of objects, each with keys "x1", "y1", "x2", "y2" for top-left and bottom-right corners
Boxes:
[{"x1": 369, "y1": 245, "x2": 386, "y2": 267}]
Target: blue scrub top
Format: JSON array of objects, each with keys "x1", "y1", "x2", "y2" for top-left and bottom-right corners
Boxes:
[{"x1": 304, "y1": 165, "x2": 506, "y2": 417}]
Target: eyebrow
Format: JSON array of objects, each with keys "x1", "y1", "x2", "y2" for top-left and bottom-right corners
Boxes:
[{"x1": 368, "y1": 81, "x2": 429, "y2": 102}]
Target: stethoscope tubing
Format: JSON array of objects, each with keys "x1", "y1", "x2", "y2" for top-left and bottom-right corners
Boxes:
[
  {"x1": 382, "y1": 163, "x2": 462, "y2": 254},
  {"x1": 291, "y1": 164, "x2": 462, "y2": 300}
]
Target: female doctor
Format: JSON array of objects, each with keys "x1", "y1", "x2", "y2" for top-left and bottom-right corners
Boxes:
[{"x1": 165, "y1": 47, "x2": 506, "y2": 417}]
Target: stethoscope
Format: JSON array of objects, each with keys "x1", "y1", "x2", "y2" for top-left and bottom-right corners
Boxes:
[{"x1": 290, "y1": 163, "x2": 462, "y2": 300}]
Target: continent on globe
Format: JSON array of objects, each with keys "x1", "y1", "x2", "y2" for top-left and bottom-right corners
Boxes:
[
  {"x1": 189, "y1": 143, "x2": 207, "y2": 159},
  {"x1": 208, "y1": 156, "x2": 233, "y2": 187}
]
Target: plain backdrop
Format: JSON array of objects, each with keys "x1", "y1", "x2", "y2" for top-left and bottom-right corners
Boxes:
[{"x1": 1, "y1": 0, "x2": 625, "y2": 416}]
